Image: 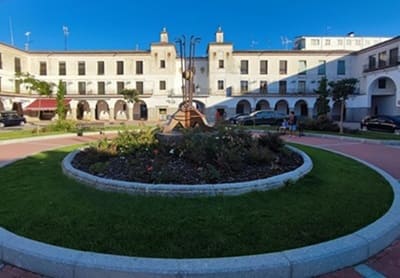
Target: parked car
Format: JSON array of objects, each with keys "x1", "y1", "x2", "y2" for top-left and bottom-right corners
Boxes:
[
  {"x1": 360, "y1": 115, "x2": 400, "y2": 133},
  {"x1": 0, "y1": 111, "x2": 26, "y2": 127},
  {"x1": 236, "y1": 110, "x2": 287, "y2": 126},
  {"x1": 228, "y1": 113, "x2": 248, "y2": 124}
]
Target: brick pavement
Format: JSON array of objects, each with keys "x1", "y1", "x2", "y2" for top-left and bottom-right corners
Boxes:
[{"x1": 0, "y1": 133, "x2": 399, "y2": 277}]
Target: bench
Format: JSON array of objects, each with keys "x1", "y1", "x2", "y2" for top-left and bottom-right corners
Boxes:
[{"x1": 76, "y1": 122, "x2": 105, "y2": 136}]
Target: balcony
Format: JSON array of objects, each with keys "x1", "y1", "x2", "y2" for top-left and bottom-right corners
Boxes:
[{"x1": 363, "y1": 56, "x2": 400, "y2": 73}]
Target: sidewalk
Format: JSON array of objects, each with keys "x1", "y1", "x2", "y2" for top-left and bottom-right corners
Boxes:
[{"x1": 0, "y1": 133, "x2": 399, "y2": 277}]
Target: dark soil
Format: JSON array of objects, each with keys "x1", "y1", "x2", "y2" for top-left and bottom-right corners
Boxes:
[{"x1": 72, "y1": 148, "x2": 303, "y2": 185}]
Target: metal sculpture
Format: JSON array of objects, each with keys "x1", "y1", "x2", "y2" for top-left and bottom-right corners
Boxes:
[{"x1": 163, "y1": 35, "x2": 211, "y2": 133}]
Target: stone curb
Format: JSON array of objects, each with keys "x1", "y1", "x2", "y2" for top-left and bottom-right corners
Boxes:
[
  {"x1": 62, "y1": 146, "x2": 313, "y2": 197},
  {"x1": 1, "y1": 144, "x2": 400, "y2": 277}
]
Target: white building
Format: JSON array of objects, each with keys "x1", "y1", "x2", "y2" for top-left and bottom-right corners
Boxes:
[{"x1": 0, "y1": 28, "x2": 399, "y2": 123}]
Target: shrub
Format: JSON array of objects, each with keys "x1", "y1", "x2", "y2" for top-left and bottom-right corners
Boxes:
[
  {"x1": 302, "y1": 116, "x2": 339, "y2": 132},
  {"x1": 46, "y1": 119, "x2": 77, "y2": 132}
]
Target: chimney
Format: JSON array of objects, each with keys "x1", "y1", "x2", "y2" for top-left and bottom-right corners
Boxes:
[
  {"x1": 160, "y1": 27, "x2": 168, "y2": 43},
  {"x1": 216, "y1": 26, "x2": 224, "y2": 43}
]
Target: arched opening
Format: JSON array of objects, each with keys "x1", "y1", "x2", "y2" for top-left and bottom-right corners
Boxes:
[
  {"x1": 0, "y1": 100, "x2": 5, "y2": 112},
  {"x1": 332, "y1": 101, "x2": 346, "y2": 121},
  {"x1": 95, "y1": 100, "x2": 110, "y2": 120},
  {"x1": 255, "y1": 100, "x2": 270, "y2": 111},
  {"x1": 76, "y1": 100, "x2": 90, "y2": 120},
  {"x1": 275, "y1": 99, "x2": 289, "y2": 115},
  {"x1": 369, "y1": 77, "x2": 397, "y2": 116},
  {"x1": 133, "y1": 101, "x2": 148, "y2": 120},
  {"x1": 236, "y1": 100, "x2": 251, "y2": 114},
  {"x1": 294, "y1": 100, "x2": 308, "y2": 117},
  {"x1": 114, "y1": 100, "x2": 128, "y2": 120}
]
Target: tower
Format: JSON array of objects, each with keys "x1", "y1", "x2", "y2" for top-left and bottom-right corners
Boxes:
[{"x1": 216, "y1": 26, "x2": 224, "y2": 43}]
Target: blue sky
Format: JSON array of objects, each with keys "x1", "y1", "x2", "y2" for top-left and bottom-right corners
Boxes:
[{"x1": 1, "y1": 0, "x2": 399, "y2": 54}]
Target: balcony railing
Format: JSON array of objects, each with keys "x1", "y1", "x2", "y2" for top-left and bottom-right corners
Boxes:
[{"x1": 363, "y1": 56, "x2": 400, "y2": 73}]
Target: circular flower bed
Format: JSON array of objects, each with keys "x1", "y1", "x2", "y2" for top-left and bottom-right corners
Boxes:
[{"x1": 72, "y1": 127, "x2": 303, "y2": 185}]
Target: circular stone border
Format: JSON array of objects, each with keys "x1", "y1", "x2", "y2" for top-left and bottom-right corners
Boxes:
[
  {"x1": 1, "y1": 143, "x2": 400, "y2": 278},
  {"x1": 62, "y1": 146, "x2": 313, "y2": 197}
]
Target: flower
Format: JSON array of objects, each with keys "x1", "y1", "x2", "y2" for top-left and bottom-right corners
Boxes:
[
  {"x1": 147, "y1": 165, "x2": 153, "y2": 172},
  {"x1": 169, "y1": 148, "x2": 175, "y2": 155}
]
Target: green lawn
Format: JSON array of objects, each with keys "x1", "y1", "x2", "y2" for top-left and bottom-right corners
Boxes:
[{"x1": 0, "y1": 145, "x2": 393, "y2": 258}]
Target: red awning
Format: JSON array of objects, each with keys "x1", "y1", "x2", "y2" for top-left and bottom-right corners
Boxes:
[{"x1": 25, "y1": 98, "x2": 71, "y2": 111}]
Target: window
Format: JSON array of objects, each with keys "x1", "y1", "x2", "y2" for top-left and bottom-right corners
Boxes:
[
  {"x1": 136, "y1": 81, "x2": 144, "y2": 94},
  {"x1": 369, "y1": 55, "x2": 377, "y2": 70},
  {"x1": 0, "y1": 77, "x2": 2, "y2": 92},
  {"x1": 325, "y1": 39, "x2": 331, "y2": 46},
  {"x1": 378, "y1": 78, "x2": 386, "y2": 89},
  {"x1": 117, "y1": 82, "x2": 125, "y2": 93},
  {"x1": 346, "y1": 40, "x2": 352, "y2": 46},
  {"x1": 240, "y1": 60, "x2": 248, "y2": 74},
  {"x1": 117, "y1": 61, "x2": 124, "y2": 75},
  {"x1": 240, "y1": 81, "x2": 248, "y2": 93},
  {"x1": 298, "y1": 60, "x2": 307, "y2": 75},
  {"x1": 97, "y1": 61, "x2": 105, "y2": 75},
  {"x1": 218, "y1": 60, "x2": 224, "y2": 69},
  {"x1": 260, "y1": 60, "x2": 268, "y2": 74},
  {"x1": 298, "y1": 81, "x2": 306, "y2": 93},
  {"x1": 159, "y1": 80, "x2": 166, "y2": 90},
  {"x1": 311, "y1": 39, "x2": 320, "y2": 46},
  {"x1": 260, "y1": 81, "x2": 268, "y2": 94},
  {"x1": 355, "y1": 40, "x2": 361, "y2": 46},
  {"x1": 378, "y1": 52, "x2": 387, "y2": 67},
  {"x1": 136, "y1": 61, "x2": 143, "y2": 75},
  {"x1": 389, "y1": 48, "x2": 398, "y2": 66},
  {"x1": 0, "y1": 53, "x2": 2, "y2": 69},
  {"x1": 337, "y1": 39, "x2": 343, "y2": 46},
  {"x1": 279, "y1": 81, "x2": 287, "y2": 94},
  {"x1": 61, "y1": 81, "x2": 67, "y2": 94},
  {"x1": 217, "y1": 80, "x2": 224, "y2": 90},
  {"x1": 59, "y1": 62, "x2": 66, "y2": 76},
  {"x1": 160, "y1": 60, "x2": 166, "y2": 69},
  {"x1": 279, "y1": 60, "x2": 287, "y2": 74},
  {"x1": 78, "y1": 82, "x2": 86, "y2": 95},
  {"x1": 39, "y1": 62, "x2": 47, "y2": 76},
  {"x1": 98, "y1": 82, "x2": 105, "y2": 95},
  {"x1": 78, "y1": 61, "x2": 85, "y2": 75},
  {"x1": 15, "y1": 80, "x2": 21, "y2": 93},
  {"x1": 337, "y1": 60, "x2": 346, "y2": 75},
  {"x1": 318, "y1": 60, "x2": 326, "y2": 75},
  {"x1": 14, "y1": 57, "x2": 21, "y2": 73}
]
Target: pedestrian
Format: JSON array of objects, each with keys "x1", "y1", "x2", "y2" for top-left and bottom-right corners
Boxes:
[{"x1": 288, "y1": 111, "x2": 297, "y2": 137}]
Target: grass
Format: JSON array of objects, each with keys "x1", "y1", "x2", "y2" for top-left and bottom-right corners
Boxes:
[
  {"x1": 0, "y1": 144, "x2": 393, "y2": 258},
  {"x1": 0, "y1": 124, "x2": 150, "y2": 141},
  {"x1": 249, "y1": 125, "x2": 400, "y2": 141}
]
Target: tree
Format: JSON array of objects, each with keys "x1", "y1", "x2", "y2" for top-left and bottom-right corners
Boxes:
[
  {"x1": 314, "y1": 77, "x2": 330, "y2": 118},
  {"x1": 15, "y1": 72, "x2": 55, "y2": 119},
  {"x1": 119, "y1": 88, "x2": 140, "y2": 104},
  {"x1": 56, "y1": 80, "x2": 67, "y2": 120},
  {"x1": 328, "y1": 78, "x2": 358, "y2": 134}
]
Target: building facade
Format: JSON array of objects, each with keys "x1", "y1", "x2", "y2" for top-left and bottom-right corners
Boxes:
[{"x1": 0, "y1": 28, "x2": 399, "y2": 123}]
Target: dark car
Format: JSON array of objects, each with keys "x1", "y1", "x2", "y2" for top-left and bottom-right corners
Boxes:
[
  {"x1": 237, "y1": 110, "x2": 287, "y2": 126},
  {"x1": 228, "y1": 113, "x2": 248, "y2": 124},
  {"x1": 360, "y1": 115, "x2": 400, "y2": 133},
  {"x1": 0, "y1": 111, "x2": 26, "y2": 127}
]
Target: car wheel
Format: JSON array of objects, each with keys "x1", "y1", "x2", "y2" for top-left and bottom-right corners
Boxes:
[
  {"x1": 0, "y1": 123, "x2": 4, "y2": 128},
  {"x1": 20, "y1": 121, "x2": 25, "y2": 126}
]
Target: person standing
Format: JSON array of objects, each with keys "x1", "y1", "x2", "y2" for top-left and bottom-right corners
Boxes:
[{"x1": 288, "y1": 111, "x2": 297, "y2": 137}]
